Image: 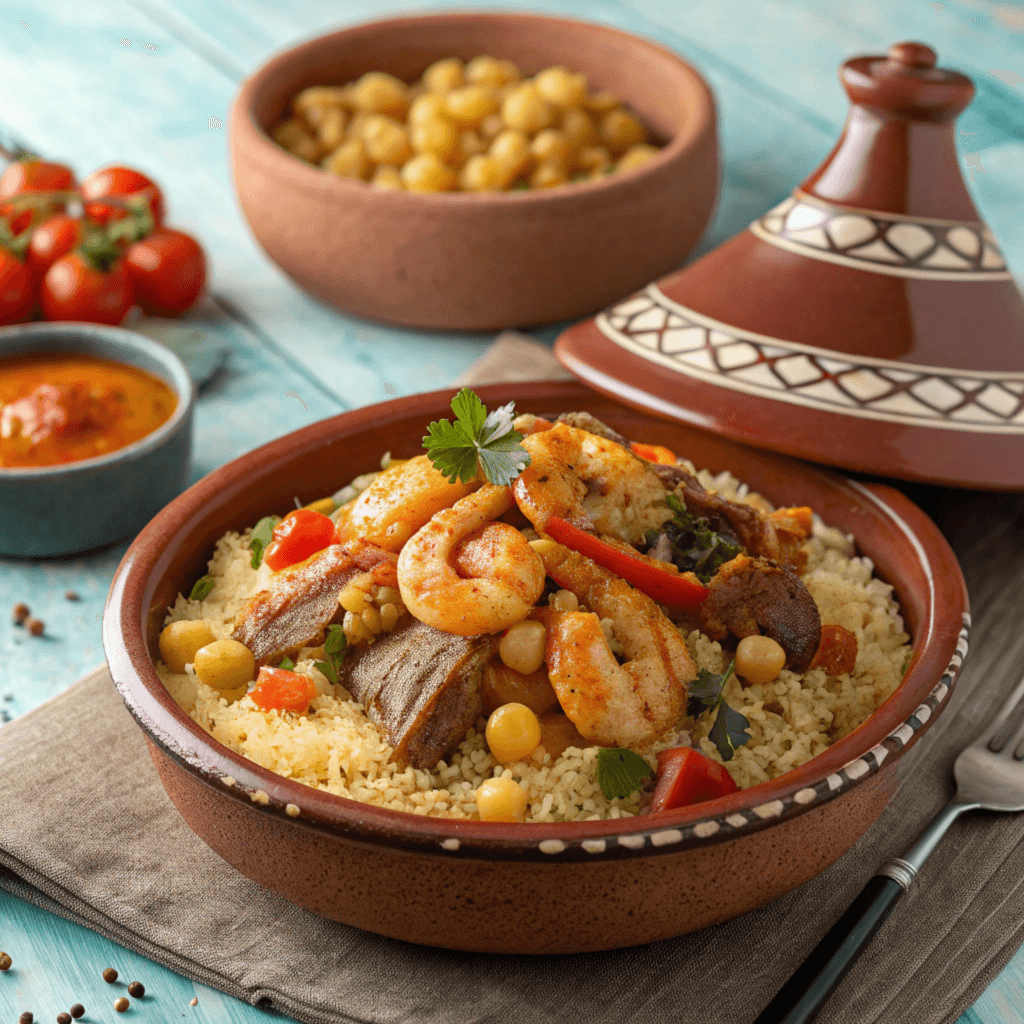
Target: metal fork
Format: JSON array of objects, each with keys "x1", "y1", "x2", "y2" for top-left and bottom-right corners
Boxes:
[{"x1": 755, "y1": 673, "x2": 1024, "y2": 1024}]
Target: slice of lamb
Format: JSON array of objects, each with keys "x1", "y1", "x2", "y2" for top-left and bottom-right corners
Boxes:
[
  {"x1": 339, "y1": 618, "x2": 496, "y2": 769},
  {"x1": 555, "y1": 411, "x2": 631, "y2": 449},
  {"x1": 699, "y1": 553, "x2": 821, "y2": 672},
  {"x1": 232, "y1": 540, "x2": 396, "y2": 665}
]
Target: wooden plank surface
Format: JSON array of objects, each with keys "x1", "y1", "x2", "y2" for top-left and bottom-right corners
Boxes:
[{"x1": 1, "y1": 1, "x2": 1023, "y2": 1022}]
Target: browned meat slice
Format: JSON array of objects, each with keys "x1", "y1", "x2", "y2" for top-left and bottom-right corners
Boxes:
[
  {"x1": 233, "y1": 541, "x2": 396, "y2": 665},
  {"x1": 339, "y1": 618, "x2": 496, "y2": 769},
  {"x1": 555, "y1": 411, "x2": 631, "y2": 448},
  {"x1": 699, "y1": 553, "x2": 821, "y2": 672}
]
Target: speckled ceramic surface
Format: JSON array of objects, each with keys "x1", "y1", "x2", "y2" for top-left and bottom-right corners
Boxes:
[
  {"x1": 103, "y1": 382, "x2": 968, "y2": 951},
  {"x1": 229, "y1": 11, "x2": 718, "y2": 330},
  {"x1": 0, "y1": 323, "x2": 194, "y2": 558},
  {"x1": 556, "y1": 42, "x2": 1024, "y2": 490}
]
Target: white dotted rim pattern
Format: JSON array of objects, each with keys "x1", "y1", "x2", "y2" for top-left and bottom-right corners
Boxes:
[
  {"x1": 750, "y1": 191, "x2": 1011, "y2": 281},
  {"x1": 595, "y1": 288, "x2": 1024, "y2": 434},
  {"x1": 209, "y1": 617, "x2": 968, "y2": 858}
]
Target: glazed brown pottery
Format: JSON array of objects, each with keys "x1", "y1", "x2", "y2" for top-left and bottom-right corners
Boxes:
[
  {"x1": 557, "y1": 42, "x2": 1024, "y2": 490},
  {"x1": 229, "y1": 12, "x2": 718, "y2": 331},
  {"x1": 103, "y1": 382, "x2": 969, "y2": 953}
]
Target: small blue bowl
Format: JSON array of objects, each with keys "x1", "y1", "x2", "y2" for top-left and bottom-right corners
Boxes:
[{"x1": 0, "y1": 322, "x2": 194, "y2": 558}]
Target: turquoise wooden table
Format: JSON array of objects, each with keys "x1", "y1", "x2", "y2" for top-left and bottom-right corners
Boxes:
[{"x1": 1, "y1": 0, "x2": 1022, "y2": 1021}]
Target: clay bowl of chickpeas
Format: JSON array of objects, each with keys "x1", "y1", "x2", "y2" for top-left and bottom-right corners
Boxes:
[{"x1": 229, "y1": 11, "x2": 717, "y2": 330}]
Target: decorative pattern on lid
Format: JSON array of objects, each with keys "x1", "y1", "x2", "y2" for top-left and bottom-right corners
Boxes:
[
  {"x1": 595, "y1": 287, "x2": 1024, "y2": 434},
  {"x1": 750, "y1": 192, "x2": 1010, "y2": 280}
]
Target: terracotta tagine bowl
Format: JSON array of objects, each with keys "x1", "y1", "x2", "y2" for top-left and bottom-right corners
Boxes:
[
  {"x1": 229, "y1": 11, "x2": 718, "y2": 331},
  {"x1": 557, "y1": 42, "x2": 1024, "y2": 490},
  {"x1": 104, "y1": 382, "x2": 968, "y2": 953}
]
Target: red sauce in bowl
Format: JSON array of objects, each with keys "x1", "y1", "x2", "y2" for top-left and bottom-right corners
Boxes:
[{"x1": 0, "y1": 353, "x2": 177, "y2": 469}]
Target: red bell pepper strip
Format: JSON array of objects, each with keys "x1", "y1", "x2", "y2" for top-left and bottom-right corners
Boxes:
[
  {"x1": 249, "y1": 666, "x2": 318, "y2": 715},
  {"x1": 544, "y1": 516, "x2": 708, "y2": 607},
  {"x1": 651, "y1": 747, "x2": 739, "y2": 812},
  {"x1": 263, "y1": 508, "x2": 336, "y2": 571},
  {"x1": 631, "y1": 441, "x2": 677, "y2": 465}
]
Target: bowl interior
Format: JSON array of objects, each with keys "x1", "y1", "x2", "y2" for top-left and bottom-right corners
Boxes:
[
  {"x1": 105, "y1": 382, "x2": 966, "y2": 845},
  {"x1": 249, "y1": 12, "x2": 704, "y2": 150}
]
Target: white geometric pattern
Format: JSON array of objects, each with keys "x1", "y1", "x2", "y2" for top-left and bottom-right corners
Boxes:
[
  {"x1": 749, "y1": 191, "x2": 1011, "y2": 281},
  {"x1": 595, "y1": 286, "x2": 1024, "y2": 434}
]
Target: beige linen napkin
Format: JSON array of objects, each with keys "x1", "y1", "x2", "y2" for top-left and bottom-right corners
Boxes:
[{"x1": 2, "y1": 335, "x2": 1024, "y2": 1024}]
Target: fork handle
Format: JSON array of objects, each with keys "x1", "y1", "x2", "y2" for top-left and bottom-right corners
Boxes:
[{"x1": 752, "y1": 874, "x2": 904, "y2": 1024}]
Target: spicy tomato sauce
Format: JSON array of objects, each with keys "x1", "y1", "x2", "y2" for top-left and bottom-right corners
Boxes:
[{"x1": 0, "y1": 353, "x2": 177, "y2": 468}]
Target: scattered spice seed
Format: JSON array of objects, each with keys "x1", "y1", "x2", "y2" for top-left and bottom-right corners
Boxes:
[
  {"x1": 19, "y1": 1013, "x2": 33, "y2": 1024},
  {"x1": 0, "y1": 950, "x2": 11, "y2": 970},
  {"x1": 103, "y1": 967, "x2": 118, "y2": 983},
  {"x1": 190, "y1": 997, "x2": 198, "y2": 1006},
  {"x1": 57, "y1": 1013, "x2": 72, "y2": 1024},
  {"x1": 128, "y1": 982, "x2": 145, "y2": 998},
  {"x1": 12, "y1": 603, "x2": 29, "y2": 625},
  {"x1": 69, "y1": 1007, "x2": 85, "y2": 1020},
  {"x1": 65, "y1": 590, "x2": 80, "y2": 601},
  {"x1": 26, "y1": 618, "x2": 45, "y2": 637},
  {"x1": 114, "y1": 997, "x2": 129, "y2": 1012}
]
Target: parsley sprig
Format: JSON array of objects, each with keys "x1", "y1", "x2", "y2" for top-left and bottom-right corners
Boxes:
[
  {"x1": 422, "y1": 388, "x2": 531, "y2": 486},
  {"x1": 595, "y1": 747, "x2": 654, "y2": 800},
  {"x1": 687, "y1": 660, "x2": 750, "y2": 762},
  {"x1": 188, "y1": 576, "x2": 215, "y2": 602},
  {"x1": 314, "y1": 624, "x2": 347, "y2": 685},
  {"x1": 249, "y1": 515, "x2": 280, "y2": 570},
  {"x1": 646, "y1": 494, "x2": 743, "y2": 584}
]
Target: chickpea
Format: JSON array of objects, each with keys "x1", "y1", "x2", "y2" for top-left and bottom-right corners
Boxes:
[
  {"x1": 465, "y1": 54, "x2": 520, "y2": 88},
  {"x1": 272, "y1": 119, "x2": 321, "y2": 162},
  {"x1": 321, "y1": 138, "x2": 370, "y2": 179},
  {"x1": 408, "y1": 93, "x2": 446, "y2": 124},
  {"x1": 501, "y1": 82, "x2": 557, "y2": 134},
  {"x1": 488, "y1": 128, "x2": 531, "y2": 178},
  {"x1": 560, "y1": 106, "x2": 597, "y2": 151},
  {"x1": 400, "y1": 153, "x2": 457, "y2": 192},
  {"x1": 292, "y1": 85, "x2": 351, "y2": 122},
  {"x1": 486, "y1": 702, "x2": 542, "y2": 764},
  {"x1": 193, "y1": 639, "x2": 256, "y2": 693},
  {"x1": 483, "y1": 661, "x2": 558, "y2": 716},
  {"x1": 575, "y1": 145, "x2": 611, "y2": 172},
  {"x1": 370, "y1": 165, "x2": 404, "y2": 190},
  {"x1": 535, "y1": 65, "x2": 588, "y2": 108},
  {"x1": 361, "y1": 605, "x2": 382, "y2": 634},
  {"x1": 351, "y1": 71, "x2": 409, "y2": 117},
  {"x1": 599, "y1": 108, "x2": 647, "y2": 154},
  {"x1": 479, "y1": 112, "x2": 505, "y2": 140},
  {"x1": 498, "y1": 619, "x2": 547, "y2": 675},
  {"x1": 344, "y1": 111, "x2": 373, "y2": 142},
  {"x1": 410, "y1": 115, "x2": 460, "y2": 160},
  {"x1": 616, "y1": 143, "x2": 660, "y2": 174},
  {"x1": 423, "y1": 57, "x2": 464, "y2": 94},
  {"x1": 362, "y1": 114, "x2": 413, "y2": 165},
  {"x1": 476, "y1": 777, "x2": 528, "y2": 822},
  {"x1": 343, "y1": 609, "x2": 374, "y2": 642},
  {"x1": 379, "y1": 602, "x2": 401, "y2": 631},
  {"x1": 443, "y1": 84, "x2": 500, "y2": 126},
  {"x1": 530, "y1": 128, "x2": 571, "y2": 168},
  {"x1": 338, "y1": 584, "x2": 371, "y2": 614},
  {"x1": 457, "y1": 130, "x2": 486, "y2": 162},
  {"x1": 530, "y1": 160, "x2": 568, "y2": 189},
  {"x1": 735, "y1": 635, "x2": 787, "y2": 685},
  {"x1": 159, "y1": 620, "x2": 216, "y2": 674},
  {"x1": 584, "y1": 89, "x2": 621, "y2": 114},
  {"x1": 458, "y1": 154, "x2": 503, "y2": 192},
  {"x1": 549, "y1": 589, "x2": 579, "y2": 613},
  {"x1": 315, "y1": 106, "x2": 347, "y2": 150}
]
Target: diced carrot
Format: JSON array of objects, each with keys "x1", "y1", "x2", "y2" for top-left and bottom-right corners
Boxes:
[
  {"x1": 249, "y1": 666, "x2": 318, "y2": 714},
  {"x1": 631, "y1": 441, "x2": 677, "y2": 465}
]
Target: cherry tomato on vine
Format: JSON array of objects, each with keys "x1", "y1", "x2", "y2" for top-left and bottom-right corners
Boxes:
[
  {"x1": 124, "y1": 228, "x2": 206, "y2": 315},
  {"x1": 0, "y1": 247, "x2": 36, "y2": 325},
  {"x1": 0, "y1": 159, "x2": 76, "y2": 235},
  {"x1": 40, "y1": 252, "x2": 135, "y2": 325},
  {"x1": 27, "y1": 214, "x2": 83, "y2": 277},
  {"x1": 80, "y1": 165, "x2": 164, "y2": 228}
]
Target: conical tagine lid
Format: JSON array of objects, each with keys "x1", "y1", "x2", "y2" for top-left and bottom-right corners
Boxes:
[{"x1": 556, "y1": 42, "x2": 1024, "y2": 490}]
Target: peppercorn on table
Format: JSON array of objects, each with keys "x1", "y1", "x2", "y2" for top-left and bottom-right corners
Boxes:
[{"x1": 1, "y1": 2, "x2": 1023, "y2": 1023}]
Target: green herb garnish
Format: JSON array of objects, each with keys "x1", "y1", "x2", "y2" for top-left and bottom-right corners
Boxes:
[
  {"x1": 646, "y1": 494, "x2": 743, "y2": 584},
  {"x1": 314, "y1": 624, "x2": 347, "y2": 685},
  {"x1": 278, "y1": 656, "x2": 295, "y2": 671},
  {"x1": 422, "y1": 388, "x2": 531, "y2": 486},
  {"x1": 596, "y1": 747, "x2": 654, "y2": 800},
  {"x1": 686, "y1": 660, "x2": 750, "y2": 762},
  {"x1": 249, "y1": 515, "x2": 281, "y2": 569},
  {"x1": 189, "y1": 576, "x2": 215, "y2": 602}
]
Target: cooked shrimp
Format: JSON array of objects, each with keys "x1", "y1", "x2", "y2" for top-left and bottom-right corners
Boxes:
[
  {"x1": 397, "y1": 484, "x2": 545, "y2": 636},
  {"x1": 513, "y1": 422, "x2": 671, "y2": 543},
  {"x1": 334, "y1": 454, "x2": 481, "y2": 553},
  {"x1": 531, "y1": 539, "x2": 695, "y2": 748}
]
